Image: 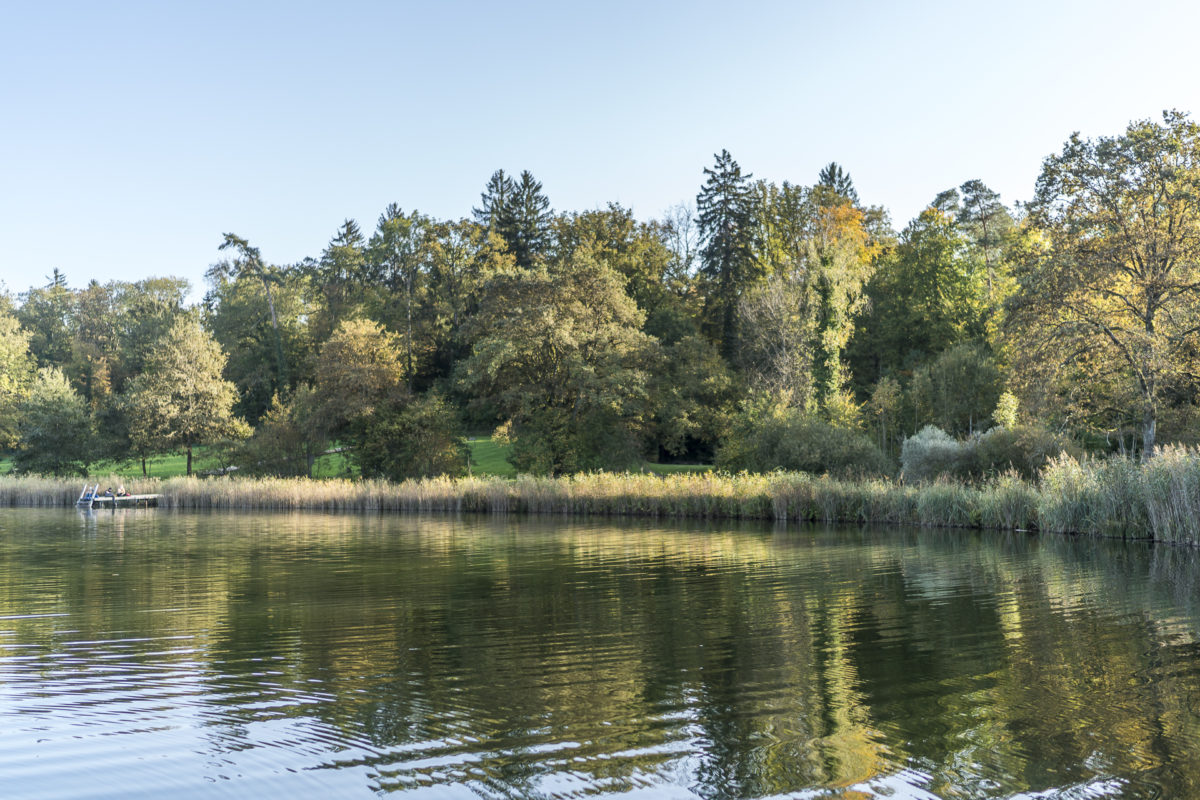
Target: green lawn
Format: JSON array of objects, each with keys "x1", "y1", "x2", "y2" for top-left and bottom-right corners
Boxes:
[
  {"x1": 0, "y1": 448, "x2": 354, "y2": 480},
  {"x1": 0, "y1": 438, "x2": 709, "y2": 480},
  {"x1": 467, "y1": 436, "x2": 515, "y2": 477},
  {"x1": 644, "y1": 462, "x2": 713, "y2": 475}
]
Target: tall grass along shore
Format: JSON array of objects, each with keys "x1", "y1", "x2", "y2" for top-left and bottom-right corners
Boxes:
[{"x1": 6, "y1": 446, "x2": 1200, "y2": 544}]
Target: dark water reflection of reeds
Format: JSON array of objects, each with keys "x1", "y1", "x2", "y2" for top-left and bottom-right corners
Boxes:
[{"x1": 0, "y1": 509, "x2": 1198, "y2": 799}]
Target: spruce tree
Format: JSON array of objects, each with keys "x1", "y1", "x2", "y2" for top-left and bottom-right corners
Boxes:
[
  {"x1": 696, "y1": 149, "x2": 755, "y2": 360},
  {"x1": 509, "y1": 170, "x2": 552, "y2": 269},
  {"x1": 475, "y1": 169, "x2": 551, "y2": 269},
  {"x1": 817, "y1": 161, "x2": 859, "y2": 205},
  {"x1": 473, "y1": 169, "x2": 516, "y2": 236}
]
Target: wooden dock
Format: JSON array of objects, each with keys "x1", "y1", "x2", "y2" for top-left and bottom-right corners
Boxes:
[
  {"x1": 76, "y1": 484, "x2": 162, "y2": 509},
  {"x1": 84, "y1": 494, "x2": 162, "y2": 509}
]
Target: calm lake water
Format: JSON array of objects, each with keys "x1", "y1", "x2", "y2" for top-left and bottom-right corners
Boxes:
[{"x1": 1, "y1": 510, "x2": 1199, "y2": 799}]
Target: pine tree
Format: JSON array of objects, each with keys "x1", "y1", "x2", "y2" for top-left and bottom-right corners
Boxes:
[
  {"x1": 509, "y1": 170, "x2": 552, "y2": 268},
  {"x1": 310, "y1": 219, "x2": 367, "y2": 340},
  {"x1": 956, "y1": 179, "x2": 1013, "y2": 300},
  {"x1": 696, "y1": 149, "x2": 755, "y2": 359},
  {"x1": 817, "y1": 161, "x2": 859, "y2": 205},
  {"x1": 213, "y1": 233, "x2": 288, "y2": 391},
  {"x1": 473, "y1": 169, "x2": 515, "y2": 235},
  {"x1": 474, "y1": 169, "x2": 551, "y2": 269}
]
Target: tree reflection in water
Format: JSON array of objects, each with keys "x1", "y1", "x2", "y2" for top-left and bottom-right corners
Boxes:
[{"x1": 0, "y1": 510, "x2": 1197, "y2": 799}]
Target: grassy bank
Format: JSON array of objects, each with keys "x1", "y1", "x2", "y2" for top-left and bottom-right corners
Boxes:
[
  {"x1": 0, "y1": 439, "x2": 708, "y2": 480},
  {"x1": 5, "y1": 446, "x2": 1200, "y2": 544}
]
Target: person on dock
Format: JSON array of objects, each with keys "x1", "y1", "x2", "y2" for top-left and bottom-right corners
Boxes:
[
  {"x1": 103, "y1": 487, "x2": 114, "y2": 499},
  {"x1": 117, "y1": 485, "x2": 128, "y2": 497}
]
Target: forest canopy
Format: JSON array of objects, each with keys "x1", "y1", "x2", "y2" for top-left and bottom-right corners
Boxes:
[{"x1": 4, "y1": 111, "x2": 1199, "y2": 478}]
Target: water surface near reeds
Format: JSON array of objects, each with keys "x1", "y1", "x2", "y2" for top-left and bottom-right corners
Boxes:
[{"x1": 2, "y1": 508, "x2": 1200, "y2": 798}]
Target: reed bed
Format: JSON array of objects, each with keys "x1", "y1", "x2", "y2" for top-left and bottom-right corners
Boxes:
[{"x1": 3, "y1": 447, "x2": 1200, "y2": 543}]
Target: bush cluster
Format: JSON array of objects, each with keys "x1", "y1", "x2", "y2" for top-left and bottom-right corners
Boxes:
[
  {"x1": 715, "y1": 408, "x2": 891, "y2": 478},
  {"x1": 901, "y1": 424, "x2": 1080, "y2": 482}
]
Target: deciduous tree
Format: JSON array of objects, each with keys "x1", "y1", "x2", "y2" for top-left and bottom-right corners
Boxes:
[
  {"x1": 13, "y1": 368, "x2": 95, "y2": 475},
  {"x1": 311, "y1": 318, "x2": 408, "y2": 438},
  {"x1": 1011, "y1": 111, "x2": 1200, "y2": 454},
  {"x1": 0, "y1": 311, "x2": 35, "y2": 450},
  {"x1": 459, "y1": 248, "x2": 655, "y2": 474},
  {"x1": 123, "y1": 316, "x2": 248, "y2": 475}
]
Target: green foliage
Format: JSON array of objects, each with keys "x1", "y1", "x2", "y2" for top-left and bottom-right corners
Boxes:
[
  {"x1": 355, "y1": 393, "x2": 469, "y2": 480},
  {"x1": 235, "y1": 392, "x2": 313, "y2": 477},
  {"x1": 902, "y1": 423, "x2": 1080, "y2": 482},
  {"x1": 816, "y1": 162, "x2": 858, "y2": 205},
  {"x1": 696, "y1": 149, "x2": 757, "y2": 359},
  {"x1": 849, "y1": 201, "x2": 991, "y2": 391},
  {"x1": 367, "y1": 204, "x2": 433, "y2": 386},
  {"x1": 311, "y1": 318, "x2": 408, "y2": 437},
  {"x1": 206, "y1": 234, "x2": 309, "y2": 419},
  {"x1": 12, "y1": 120, "x2": 1200, "y2": 483},
  {"x1": 13, "y1": 368, "x2": 95, "y2": 476},
  {"x1": 716, "y1": 403, "x2": 891, "y2": 477},
  {"x1": 1013, "y1": 111, "x2": 1200, "y2": 453},
  {"x1": 900, "y1": 426, "x2": 968, "y2": 483},
  {"x1": 473, "y1": 169, "x2": 551, "y2": 270},
  {"x1": 909, "y1": 342, "x2": 1002, "y2": 436},
  {"x1": 867, "y1": 376, "x2": 903, "y2": 457},
  {"x1": 308, "y1": 219, "x2": 370, "y2": 342},
  {"x1": 993, "y1": 391, "x2": 1019, "y2": 429},
  {"x1": 554, "y1": 205, "x2": 673, "y2": 314},
  {"x1": 424, "y1": 221, "x2": 511, "y2": 386},
  {"x1": 206, "y1": 251, "x2": 312, "y2": 425},
  {"x1": 972, "y1": 424, "x2": 1080, "y2": 478},
  {"x1": 650, "y1": 334, "x2": 736, "y2": 462},
  {"x1": 0, "y1": 310, "x2": 35, "y2": 449},
  {"x1": 744, "y1": 181, "x2": 880, "y2": 411},
  {"x1": 123, "y1": 316, "x2": 249, "y2": 475},
  {"x1": 17, "y1": 269, "x2": 74, "y2": 369},
  {"x1": 459, "y1": 246, "x2": 654, "y2": 475}
]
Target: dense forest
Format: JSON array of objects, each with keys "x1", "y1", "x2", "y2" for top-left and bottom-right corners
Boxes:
[{"x1": 3, "y1": 111, "x2": 1200, "y2": 480}]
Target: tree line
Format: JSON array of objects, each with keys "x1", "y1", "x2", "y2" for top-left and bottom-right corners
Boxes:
[{"x1": 4, "y1": 111, "x2": 1200, "y2": 479}]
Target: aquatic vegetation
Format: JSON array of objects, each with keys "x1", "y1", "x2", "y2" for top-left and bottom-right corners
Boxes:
[{"x1": 4, "y1": 448, "x2": 1200, "y2": 542}]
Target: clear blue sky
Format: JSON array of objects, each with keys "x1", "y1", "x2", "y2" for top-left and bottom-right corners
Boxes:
[{"x1": 3, "y1": 0, "x2": 1198, "y2": 301}]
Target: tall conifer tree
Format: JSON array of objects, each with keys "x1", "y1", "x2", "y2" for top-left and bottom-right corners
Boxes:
[
  {"x1": 817, "y1": 162, "x2": 859, "y2": 205},
  {"x1": 696, "y1": 149, "x2": 755, "y2": 359}
]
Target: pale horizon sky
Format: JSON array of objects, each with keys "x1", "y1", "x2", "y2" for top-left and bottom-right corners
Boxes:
[{"x1": 3, "y1": 0, "x2": 1199, "y2": 301}]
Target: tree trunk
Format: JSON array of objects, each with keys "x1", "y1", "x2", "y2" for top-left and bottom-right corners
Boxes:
[
  {"x1": 186, "y1": 444, "x2": 193, "y2": 476},
  {"x1": 141, "y1": 456, "x2": 147, "y2": 477},
  {"x1": 406, "y1": 273, "x2": 414, "y2": 392},
  {"x1": 262, "y1": 279, "x2": 288, "y2": 390},
  {"x1": 1142, "y1": 315, "x2": 1158, "y2": 458},
  {"x1": 1142, "y1": 398, "x2": 1157, "y2": 458}
]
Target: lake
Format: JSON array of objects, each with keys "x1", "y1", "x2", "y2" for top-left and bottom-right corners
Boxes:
[{"x1": 0, "y1": 509, "x2": 1198, "y2": 798}]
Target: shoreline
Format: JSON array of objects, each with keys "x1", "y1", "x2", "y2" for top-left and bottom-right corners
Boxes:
[{"x1": 2, "y1": 450, "x2": 1199, "y2": 545}]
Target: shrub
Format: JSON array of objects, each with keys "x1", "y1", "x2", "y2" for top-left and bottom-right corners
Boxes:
[
  {"x1": 355, "y1": 393, "x2": 469, "y2": 480},
  {"x1": 973, "y1": 424, "x2": 1080, "y2": 478},
  {"x1": 900, "y1": 426, "x2": 968, "y2": 482},
  {"x1": 716, "y1": 407, "x2": 891, "y2": 477}
]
